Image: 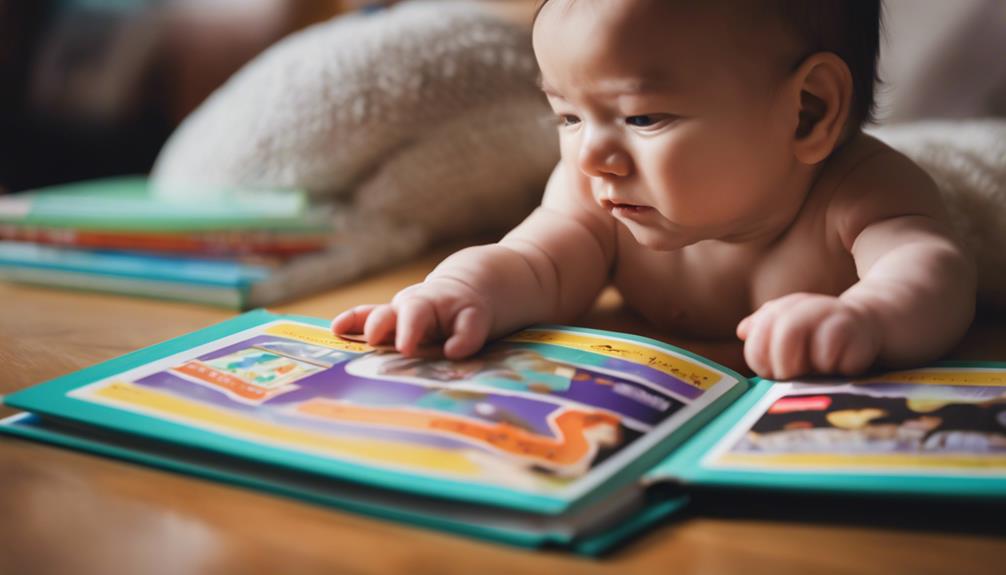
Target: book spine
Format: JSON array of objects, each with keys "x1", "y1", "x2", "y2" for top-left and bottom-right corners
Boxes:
[
  {"x1": 0, "y1": 225, "x2": 328, "y2": 256},
  {"x1": 0, "y1": 242, "x2": 272, "y2": 287}
]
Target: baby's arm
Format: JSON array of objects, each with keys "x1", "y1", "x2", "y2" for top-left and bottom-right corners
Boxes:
[
  {"x1": 739, "y1": 150, "x2": 976, "y2": 379},
  {"x1": 333, "y1": 162, "x2": 616, "y2": 358}
]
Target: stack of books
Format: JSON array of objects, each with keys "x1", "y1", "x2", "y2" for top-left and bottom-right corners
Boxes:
[{"x1": 0, "y1": 177, "x2": 345, "y2": 308}]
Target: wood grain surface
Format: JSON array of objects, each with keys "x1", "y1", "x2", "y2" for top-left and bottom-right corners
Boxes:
[{"x1": 1, "y1": 246, "x2": 1004, "y2": 575}]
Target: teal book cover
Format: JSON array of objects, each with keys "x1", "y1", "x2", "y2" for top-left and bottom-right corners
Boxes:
[
  {"x1": 0, "y1": 242, "x2": 272, "y2": 308},
  {"x1": 0, "y1": 242, "x2": 272, "y2": 287},
  {"x1": 0, "y1": 177, "x2": 330, "y2": 231},
  {"x1": 2, "y1": 310, "x2": 1004, "y2": 553}
]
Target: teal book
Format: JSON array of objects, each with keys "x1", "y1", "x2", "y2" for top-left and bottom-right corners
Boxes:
[
  {"x1": 0, "y1": 242, "x2": 273, "y2": 309},
  {"x1": 0, "y1": 177, "x2": 331, "y2": 232},
  {"x1": 2, "y1": 310, "x2": 1004, "y2": 554}
]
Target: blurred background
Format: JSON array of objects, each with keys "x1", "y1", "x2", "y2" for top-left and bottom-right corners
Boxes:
[
  {"x1": 0, "y1": 0, "x2": 349, "y2": 194},
  {"x1": 1, "y1": 0, "x2": 1004, "y2": 195}
]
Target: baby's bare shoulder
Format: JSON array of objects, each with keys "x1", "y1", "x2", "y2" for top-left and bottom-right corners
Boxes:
[
  {"x1": 514, "y1": 160, "x2": 618, "y2": 262},
  {"x1": 823, "y1": 133, "x2": 947, "y2": 251}
]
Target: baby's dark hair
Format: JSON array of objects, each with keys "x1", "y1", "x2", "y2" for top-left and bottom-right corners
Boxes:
[
  {"x1": 534, "y1": 0, "x2": 883, "y2": 127},
  {"x1": 766, "y1": 0, "x2": 883, "y2": 127}
]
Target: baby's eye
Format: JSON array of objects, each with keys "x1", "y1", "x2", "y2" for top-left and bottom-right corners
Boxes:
[
  {"x1": 556, "y1": 114, "x2": 581, "y2": 127},
  {"x1": 625, "y1": 115, "x2": 663, "y2": 127}
]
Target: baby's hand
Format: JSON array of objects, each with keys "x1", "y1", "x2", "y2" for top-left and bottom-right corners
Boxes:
[
  {"x1": 736, "y1": 293, "x2": 881, "y2": 379},
  {"x1": 331, "y1": 278, "x2": 493, "y2": 360}
]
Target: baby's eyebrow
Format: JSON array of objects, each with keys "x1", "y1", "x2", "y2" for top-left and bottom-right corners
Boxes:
[
  {"x1": 594, "y1": 77, "x2": 672, "y2": 95},
  {"x1": 537, "y1": 75, "x2": 558, "y2": 96},
  {"x1": 537, "y1": 75, "x2": 673, "y2": 97}
]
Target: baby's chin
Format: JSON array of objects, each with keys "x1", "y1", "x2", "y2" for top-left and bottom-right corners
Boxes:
[{"x1": 621, "y1": 223, "x2": 702, "y2": 251}]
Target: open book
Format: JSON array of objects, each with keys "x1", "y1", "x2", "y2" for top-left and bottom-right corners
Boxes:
[{"x1": 2, "y1": 310, "x2": 1004, "y2": 554}]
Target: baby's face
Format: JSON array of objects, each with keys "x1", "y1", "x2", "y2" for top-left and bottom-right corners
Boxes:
[{"x1": 534, "y1": 0, "x2": 806, "y2": 249}]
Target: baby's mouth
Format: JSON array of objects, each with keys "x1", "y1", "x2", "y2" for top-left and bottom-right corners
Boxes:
[{"x1": 601, "y1": 199, "x2": 653, "y2": 215}]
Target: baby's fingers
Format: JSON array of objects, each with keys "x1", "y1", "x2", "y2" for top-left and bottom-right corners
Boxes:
[
  {"x1": 444, "y1": 306, "x2": 491, "y2": 360},
  {"x1": 812, "y1": 312, "x2": 879, "y2": 375},
  {"x1": 362, "y1": 304, "x2": 398, "y2": 346},
  {"x1": 736, "y1": 315, "x2": 753, "y2": 340},
  {"x1": 395, "y1": 297, "x2": 439, "y2": 356},
  {"x1": 742, "y1": 307, "x2": 779, "y2": 377},
  {"x1": 332, "y1": 304, "x2": 378, "y2": 335}
]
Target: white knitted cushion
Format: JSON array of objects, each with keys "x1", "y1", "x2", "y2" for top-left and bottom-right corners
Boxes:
[
  {"x1": 870, "y1": 119, "x2": 1006, "y2": 309},
  {"x1": 151, "y1": 1, "x2": 558, "y2": 303}
]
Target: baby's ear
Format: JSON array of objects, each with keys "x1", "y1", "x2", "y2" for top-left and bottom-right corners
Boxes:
[{"x1": 789, "y1": 53, "x2": 853, "y2": 165}]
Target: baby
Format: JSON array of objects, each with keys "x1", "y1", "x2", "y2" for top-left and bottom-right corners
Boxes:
[{"x1": 333, "y1": 0, "x2": 976, "y2": 380}]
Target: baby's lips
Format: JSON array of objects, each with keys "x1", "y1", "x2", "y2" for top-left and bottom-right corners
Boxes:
[{"x1": 602, "y1": 198, "x2": 640, "y2": 208}]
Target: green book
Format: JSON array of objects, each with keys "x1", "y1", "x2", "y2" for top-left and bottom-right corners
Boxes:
[
  {"x1": 0, "y1": 177, "x2": 330, "y2": 232},
  {"x1": 2, "y1": 310, "x2": 1003, "y2": 554}
]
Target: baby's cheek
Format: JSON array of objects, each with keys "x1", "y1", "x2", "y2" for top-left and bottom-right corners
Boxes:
[
  {"x1": 738, "y1": 120, "x2": 794, "y2": 188},
  {"x1": 653, "y1": 145, "x2": 705, "y2": 202},
  {"x1": 659, "y1": 155, "x2": 736, "y2": 222}
]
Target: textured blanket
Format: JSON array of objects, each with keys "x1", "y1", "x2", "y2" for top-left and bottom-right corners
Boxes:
[
  {"x1": 870, "y1": 120, "x2": 1006, "y2": 309},
  {"x1": 152, "y1": 1, "x2": 557, "y2": 304}
]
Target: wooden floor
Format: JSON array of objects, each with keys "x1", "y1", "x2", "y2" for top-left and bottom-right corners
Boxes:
[{"x1": 2, "y1": 246, "x2": 1004, "y2": 575}]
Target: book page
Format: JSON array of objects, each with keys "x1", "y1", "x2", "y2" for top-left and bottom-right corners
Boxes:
[
  {"x1": 65, "y1": 319, "x2": 742, "y2": 504},
  {"x1": 701, "y1": 366, "x2": 1006, "y2": 477}
]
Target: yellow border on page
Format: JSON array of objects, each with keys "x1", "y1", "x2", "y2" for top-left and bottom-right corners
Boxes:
[
  {"x1": 860, "y1": 369, "x2": 1006, "y2": 387},
  {"x1": 716, "y1": 452, "x2": 1006, "y2": 471},
  {"x1": 263, "y1": 322, "x2": 374, "y2": 353},
  {"x1": 505, "y1": 330, "x2": 721, "y2": 390}
]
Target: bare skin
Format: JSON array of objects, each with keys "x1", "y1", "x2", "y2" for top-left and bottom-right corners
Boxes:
[{"x1": 333, "y1": 0, "x2": 975, "y2": 380}]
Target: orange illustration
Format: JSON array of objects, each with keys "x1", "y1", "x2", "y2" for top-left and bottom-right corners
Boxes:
[{"x1": 296, "y1": 399, "x2": 622, "y2": 475}]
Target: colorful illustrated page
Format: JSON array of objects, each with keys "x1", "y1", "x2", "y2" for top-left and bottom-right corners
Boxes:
[
  {"x1": 69, "y1": 321, "x2": 736, "y2": 498},
  {"x1": 703, "y1": 367, "x2": 1006, "y2": 476}
]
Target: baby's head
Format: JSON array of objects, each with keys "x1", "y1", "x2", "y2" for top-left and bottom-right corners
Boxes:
[{"x1": 532, "y1": 0, "x2": 882, "y2": 249}]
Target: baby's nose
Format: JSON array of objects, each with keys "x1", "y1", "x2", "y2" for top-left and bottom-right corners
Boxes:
[{"x1": 578, "y1": 138, "x2": 631, "y2": 178}]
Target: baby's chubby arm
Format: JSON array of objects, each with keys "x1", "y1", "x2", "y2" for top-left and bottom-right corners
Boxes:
[
  {"x1": 738, "y1": 150, "x2": 976, "y2": 379},
  {"x1": 332, "y1": 162, "x2": 616, "y2": 358}
]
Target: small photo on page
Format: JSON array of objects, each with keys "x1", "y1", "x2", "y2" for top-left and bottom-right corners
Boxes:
[{"x1": 703, "y1": 367, "x2": 1006, "y2": 476}]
